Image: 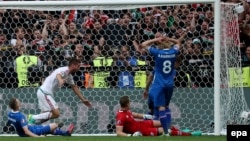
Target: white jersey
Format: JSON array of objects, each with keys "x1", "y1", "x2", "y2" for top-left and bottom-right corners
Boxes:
[{"x1": 40, "y1": 66, "x2": 74, "y2": 95}]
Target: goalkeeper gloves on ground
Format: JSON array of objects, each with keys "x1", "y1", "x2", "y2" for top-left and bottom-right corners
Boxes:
[
  {"x1": 143, "y1": 114, "x2": 154, "y2": 120},
  {"x1": 127, "y1": 131, "x2": 142, "y2": 136}
]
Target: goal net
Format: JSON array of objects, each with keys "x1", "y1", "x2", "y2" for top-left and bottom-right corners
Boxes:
[
  {"x1": 0, "y1": 0, "x2": 247, "y2": 136},
  {"x1": 220, "y1": 3, "x2": 249, "y2": 130}
]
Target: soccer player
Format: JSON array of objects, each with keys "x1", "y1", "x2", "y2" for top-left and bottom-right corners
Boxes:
[
  {"x1": 141, "y1": 35, "x2": 181, "y2": 135},
  {"x1": 143, "y1": 55, "x2": 182, "y2": 116},
  {"x1": 28, "y1": 58, "x2": 92, "y2": 124},
  {"x1": 7, "y1": 98, "x2": 74, "y2": 137},
  {"x1": 116, "y1": 96, "x2": 192, "y2": 136}
]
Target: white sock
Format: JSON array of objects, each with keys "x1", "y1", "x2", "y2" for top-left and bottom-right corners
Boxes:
[{"x1": 32, "y1": 112, "x2": 52, "y2": 120}]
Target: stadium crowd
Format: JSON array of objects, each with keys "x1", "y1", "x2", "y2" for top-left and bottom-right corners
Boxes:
[{"x1": 0, "y1": 1, "x2": 250, "y2": 89}]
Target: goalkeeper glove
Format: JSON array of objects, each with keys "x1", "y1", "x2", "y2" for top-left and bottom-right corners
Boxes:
[
  {"x1": 127, "y1": 131, "x2": 142, "y2": 136},
  {"x1": 143, "y1": 114, "x2": 154, "y2": 120}
]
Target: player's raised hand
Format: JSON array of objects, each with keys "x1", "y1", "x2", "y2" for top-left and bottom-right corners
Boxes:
[
  {"x1": 164, "y1": 37, "x2": 171, "y2": 41},
  {"x1": 156, "y1": 36, "x2": 166, "y2": 42},
  {"x1": 82, "y1": 99, "x2": 92, "y2": 108},
  {"x1": 143, "y1": 90, "x2": 148, "y2": 99}
]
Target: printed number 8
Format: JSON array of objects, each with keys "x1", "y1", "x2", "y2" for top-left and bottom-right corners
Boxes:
[{"x1": 163, "y1": 60, "x2": 171, "y2": 74}]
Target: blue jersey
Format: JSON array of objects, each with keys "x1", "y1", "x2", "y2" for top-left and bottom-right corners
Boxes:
[
  {"x1": 8, "y1": 111, "x2": 52, "y2": 137},
  {"x1": 116, "y1": 57, "x2": 137, "y2": 67},
  {"x1": 8, "y1": 111, "x2": 28, "y2": 137},
  {"x1": 148, "y1": 45, "x2": 179, "y2": 87}
]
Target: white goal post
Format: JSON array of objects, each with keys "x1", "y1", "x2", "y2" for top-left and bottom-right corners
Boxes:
[{"x1": 0, "y1": 0, "x2": 235, "y2": 136}]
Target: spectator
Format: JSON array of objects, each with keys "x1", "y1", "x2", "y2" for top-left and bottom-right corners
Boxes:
[
  {"x1": 30, "y1": 29, "x2": 46, "y2": 52},
  {"x1": 68, "y1": 21, "x2": 82, "y2": 37},
  {"x1": 42, "y1": 16, "x2": 64, "y2": 39},
  {"x1": 114, "y1": 46, "x2": 137, "y2": 88},
  {"x1": 102, "y1": 17, "x2": 127, "y2": 47},
  {"x1": 82, "y1": 29, "x2": 94, "y2": 50},
  {"x1": 14, "y1": 46, "x2": 42, "y2": 87},
  {"x1": 91, "y1": 20, "x2": 105, "y2": 46},
  {"x1": 115, "y1": 46, "x2": 137, "y2": 67},
  {"x1": 92, "y1": 45, "x2": 114, "y2": 88},
  {"x1": 242, "y1": 46, "x2": 250, "y2": 66},
  {"x1": 240, "y1": 17, "x2": 250, "y2": 47},
  {"x1": 152, "y1": 15, "x2": 172, "y2": 37},
  {"x1": 136, "y1": 14, "x2": 155, "y2": 42},
  {"x1": 205, "y1": 10, "x2": 214, "y2": 25},
  {"x1": 11, "y1": 27, "x2": 27, "y2": 49},
  {"x1": 84, "y1": 10, "x2": 109, "y2": 29},
  {"x1": 0, "y1": 33, "x2": 10, "y2": 54}
]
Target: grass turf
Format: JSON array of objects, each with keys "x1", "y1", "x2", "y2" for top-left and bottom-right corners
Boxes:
[{"x1": 0, "y1": 136, "x2": 226, "y2": 141}]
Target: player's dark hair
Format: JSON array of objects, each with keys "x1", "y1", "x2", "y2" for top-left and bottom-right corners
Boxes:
[
  {"x1": 119, "y1": 96, "x2": 130, "y2": 108},
  {"x1": 9, "y1": 98, "x2": 18, "y2": 111},
  {"x1": 68, "y1": 58, "x2": 81, "y2": 66}
]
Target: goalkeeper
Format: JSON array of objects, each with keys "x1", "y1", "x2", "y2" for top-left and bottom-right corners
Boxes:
[{"x1": 116, "y1": 96, "x2": 193, "y2": 136}]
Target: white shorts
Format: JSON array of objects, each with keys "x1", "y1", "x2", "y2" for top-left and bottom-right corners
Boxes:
[{"x1": 37, "y1": 89, "x2": 58, "y2": 112}]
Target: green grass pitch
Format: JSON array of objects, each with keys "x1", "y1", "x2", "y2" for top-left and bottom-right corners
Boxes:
[{"x1": 0, "y1": 136, "x2": 226, "y2": 141}]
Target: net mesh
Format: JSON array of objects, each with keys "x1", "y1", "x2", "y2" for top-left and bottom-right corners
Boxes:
[
  {"x1": 0, "y1": 1, "x2": 247, "y2": 135},
  {"x1": 220, "y1": 3, "x2": 249, "y2": 129}
]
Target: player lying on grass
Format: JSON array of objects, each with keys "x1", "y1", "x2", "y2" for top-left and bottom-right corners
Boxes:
[
  {"x1": 116, "y1": 96, "x2": 197, "y2": 136},
  {"x1": 7, "y1": 97, "x2": 74, "y2": 137}
]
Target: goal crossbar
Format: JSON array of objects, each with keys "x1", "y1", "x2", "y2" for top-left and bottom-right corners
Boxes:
[{"x1": 0, "y1": 0, "x2": 216, "y2": 7}]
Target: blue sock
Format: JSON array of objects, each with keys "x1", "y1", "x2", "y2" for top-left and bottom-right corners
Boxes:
[
  {"x1": 165, "y1": 108, "x2": 171, "y2": 130},
  {"x1": 153, "y1": 107, "x2": 159, "y2": 120},
  {"x1": 159, "y1": 110, "x2": 168, "y2": 134},
  {"x1": 53, "y1": 128, "x2": 67, "y2": 136}
]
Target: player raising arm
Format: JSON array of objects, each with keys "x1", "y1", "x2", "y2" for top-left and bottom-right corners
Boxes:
[
  {"x1": 140, "y1": 36, "x2": 180, "y2": 135},
  {"x1": 7, "y1": 98, "x2": 74, "y2": 137},
  {"x1": 29, "y1": 58, "x2": 92, "y2": 124}
]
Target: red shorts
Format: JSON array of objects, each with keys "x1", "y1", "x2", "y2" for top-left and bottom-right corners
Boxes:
[{"x1": 139, "y1": 120, "x2": 158, "y2": 136}]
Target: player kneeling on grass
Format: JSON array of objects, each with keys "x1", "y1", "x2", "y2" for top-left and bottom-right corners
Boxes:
[
  {"x1": 116, "y1": 96, "x2": 192, "y2": 136},
  {"x1": 7, "y1": 98, "x2": 74, "y2": 137}
]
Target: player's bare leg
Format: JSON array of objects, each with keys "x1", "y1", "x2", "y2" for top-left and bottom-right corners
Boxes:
[
  {"x1": 152, "y1": 120, "x2": 161, "y2": 128},
  {"x1": 29, "y1": 109, "x2": 60, "y2": 124}
]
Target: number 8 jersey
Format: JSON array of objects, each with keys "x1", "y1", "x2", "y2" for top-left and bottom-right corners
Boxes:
[{"x1": 147, "y1": 45, "x2": 179, "y2": 87}]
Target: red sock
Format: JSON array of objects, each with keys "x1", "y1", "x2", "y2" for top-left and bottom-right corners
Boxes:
[
  {"x1": 170, "y1": 130, "x2": 191, "y2": 136},
  {"x1": 170, "y1": 126, "x2": 179, "y2": 131}
]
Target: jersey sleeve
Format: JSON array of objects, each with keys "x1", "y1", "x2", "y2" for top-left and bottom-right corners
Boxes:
[
  {"x1": 59, "y1": 70, "x2": 67, "y2": 77},
  {"x1": 129, "y1": 58, "x2": 137, "y2": 67},
  {"x1": 66, "y1": 75, "x2": 75, "y2": 85},
  {"x1": 147, "y1": 46, "x2": 159, "y2": 56},
  {"x1": 116, "y1": 113, "x2": 125, "y2": 127},
  {"x1": 19, "y1": 114, "x2": 28, "y2": 127},
  {"x1": 173, "y1": 45, "x2": 180, "y2": 53}
]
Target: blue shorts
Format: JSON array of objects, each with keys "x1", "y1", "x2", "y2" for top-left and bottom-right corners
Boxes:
[
  {"x1": 28, "y1": 125, "x2": 51, "y2": 135},
  {"x1": 149, "y1": 86, "x2": 174, "y2": 107}
]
